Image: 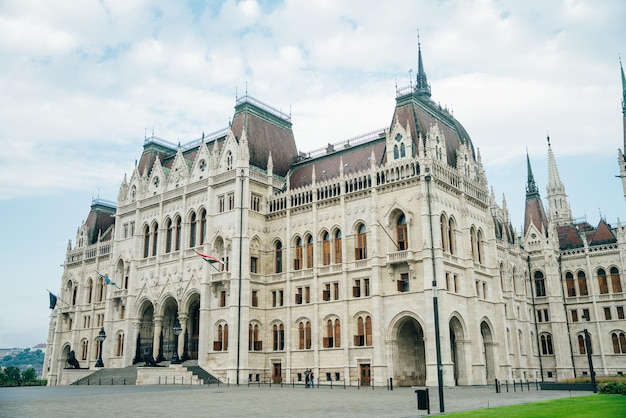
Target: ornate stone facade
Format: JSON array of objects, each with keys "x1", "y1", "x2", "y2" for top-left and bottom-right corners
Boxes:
[{"x1": 44, "y1": 50, "x2": 626, "y2": 386}]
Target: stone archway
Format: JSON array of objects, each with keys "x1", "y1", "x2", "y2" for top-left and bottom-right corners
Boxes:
[
  {"x1": 481, "y1": 321, "x2": 495, "y2": 383},
  {"x1": 187, "y1": 297, "x2": 201, "y2": 360},
  {"x1": 449, "y1": 317, "x2": 466, "y2": 386},
  {"x1": 138, "y1": 303, "x2": 155, "y2": 361},
  {"x1": 395, "y1": 317, "x2": 426, "y2": 386},
  {"x1": 161, "y1": 298, "x2": 179, "y2": 361}
]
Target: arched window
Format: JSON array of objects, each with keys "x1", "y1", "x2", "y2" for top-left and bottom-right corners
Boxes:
[
  {"x1": 470, "y1": 227, "x2": 477, "y2": 261},
  {"x1": 200, "y1": 209, "x2": 207, "y2": 245},
  {"x1": 334, "y1": 230, "x2": 342, "y2": 264},
  {"x1": 294, "y1": 237, "x2": 303, "y2": 270},
  {"x1": 354, "y1": 315, "x2": 372, "y2": 346},
  {"x1": 396, "y1": 214, "x2": 408, "y2": 250},
  {"x1": 322, "y1": 232, "x2": 331, "y2": 266},
  {"x1": 275, "y1": 241, "x2": 283, "y2": 273},
  {"x1": 165, "y1": 218, "x2": 173, "y2": 253},
  {"x1": 151, "y1": 222, "x2": 158, "y2": 256},
  {"x1": 143, "y1": 225, "x2": 150, "y2": 258},
  {"x1": 96, "y1": 277, "x2": 105, "y2": 302},
  {"x1": 215, "y1": 324, "x2": 228, "y2": 351},
  {"x1": 400, "y1": 143, "x2": 406, "y2": 157},
  {"x1": 189, "y1": 212, "x2": 197, "y2": 248},
  {"x1": 87, "y1": 279, "x2": 93, "y2": 304},
  {"x1": 72, "y1": 285, "x2": 78, "y2": 305},
  {"x1": 298, "y1": 321, "x2": 311, "y2": 350},
  {"x1": 612, "y1": 332, "x2": 626, "y2": 354},
  {"x1": 534, "y1": 271, "x2": 546, "y2": 297},
  {"x1": 598, "y1": 268, "x2": 608, "y2": 294},
  {"x1": 565, "y1": 272, "x2": 576, "y2": 297},
  {"x1": 393, "y1": 145, "x2": 399, "y2": 159},
  {"x1": 448, "y1": 217, "x2": 456, "y2": 255},
  {"x1": 440, "y1": 214, "x2": 449, "y2": 253},
  {"x1": 578, "y1": 333, "x2": 592, "y2": 354},
  {"x1": 355, "y1": 224, "x2": 367, "y2": 260},
  {"x1": 249, "y1": 323, "x2": 261, "y2": 351},
  {"x1": 116, "y1": 332, "x2": 124, "y2": 357},
  {"x1": 81, "y1": 339, "x2": 89, "y2": 361},
  {"x1": 540, "y1": 334, "x2": 553, "y2": 355},
  {"x1": 305, "y1": 235, "x2": 313, "y2": 268},
  {"x1": 577, "y1": 271, "x2": 589, "y2": 296},
  {"x1": 610, "y1": 267, "x2": 623, "y2": 293},
  {"x1": 477, "y1": 229, "x2": 484, "y2": 264},
  {"x1": 324, "y1": 319, "x2": 341, "y2": 348},
  {"x1": 174, "y1": 217, "x2": 181, "y2": 251},
  {"x1": 273, "y1": 323, "x2": 285, "y2": 351}
]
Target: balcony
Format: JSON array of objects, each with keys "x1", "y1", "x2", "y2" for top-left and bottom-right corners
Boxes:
[{"x1": 387, "y1": 250, "x2": 413, "y2": 264}]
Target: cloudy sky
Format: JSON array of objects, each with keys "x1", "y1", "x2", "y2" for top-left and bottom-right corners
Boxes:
[{"x1": 1, "y1": 0, "x2": 625, "y2": 348}]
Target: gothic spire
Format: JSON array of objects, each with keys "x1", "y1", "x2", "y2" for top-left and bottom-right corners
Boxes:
[
  {"x1": 546, "y1": 136, "x2": 572, "y2": 225},
  {"x1": 525, "y1": 151, "x2": 539, "y2": 198},
  {"x1": 415, "y1": 32, "x2": 431, "y2": 98},
  {"x1": 621, "y1": 56, "x2": 626, "y2": 116}
]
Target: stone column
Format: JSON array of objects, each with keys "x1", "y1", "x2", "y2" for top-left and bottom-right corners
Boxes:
[
  {"x1": 178, "y1": 313, "x2": 188, "y2": 361},
  {"x1": 132, "y1": 320, "x2": 141, "y2": 364},
  {"x1": 153, "y1": 317, "x2": 163, "y2": 359}
]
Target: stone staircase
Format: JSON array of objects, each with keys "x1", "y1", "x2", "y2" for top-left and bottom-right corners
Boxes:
[
  {"x1": 72, "y1": 364, "x2": 139, "y2": 385},
  {"x1": 183, "y1": 361, "x2": 221, "y2": 385}
]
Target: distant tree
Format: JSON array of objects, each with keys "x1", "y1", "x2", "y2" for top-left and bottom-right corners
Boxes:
[
  {"x1": 21, "y1": 367, "x2": 37, "y2": 382},
  {"x1": 0, "y1": 368, "x2": 7, "y2": 384},
  {"x1": 4, "y1": 366, "x2": 21, "y2": 382}
]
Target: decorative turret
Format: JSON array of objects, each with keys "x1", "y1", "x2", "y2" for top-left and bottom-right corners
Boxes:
[{"x1": 546, "y1": 136, "x2": 572, "y2": 226}]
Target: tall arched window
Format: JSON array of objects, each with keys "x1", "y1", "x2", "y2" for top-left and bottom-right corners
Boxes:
[
  {"x1": 577, "y1": 271, "x2": 589, "y2": 296},
  {"x1": 165, "y1": 218, "x2": 173, "y2": 253},
  {"x1": 565, "y1": 272, "x2": 576, "y2": 297},
  {"x1": 116, "y1": 332, "x2": 124, "y2": 356},
  {"x1": 81, "y1": 339, "x2": 89, "y2": 361},
  {"x1": 324, "y1": 319, "x2": 341, "y2": 348},
  {"x1": 249, "y1": 323, "x2": 261, "y2": 351},
  {"x1": 610, "y1": 267, "x2": 623, "y2": 293},
  {"x1": 448, "y1": 217, "x2": 456, "y2": 255},
  {"x1": 470, "y1": 227, "x2": 477, "y2": 261},
  {"x1": 200, "y1": 209, "x2": 207, "y2": 245},
  {"x1": 322, "y1": 232, "x2": 331, "y2": 265},
  {"x1": 96, "y1": 277, "x2": 105, "y2": 302},
  {"x1": 189, "y1": 212, "x2": 197, "y2": 248},
  {"x1": 396, "y1": 214, "x2": 408, "y2": 250},
  {"x1": 87, "y1": 279, "x2": 93, "y2": 304},
  {"x1": 273, "y1": 324, "x2": 285, "y2": 351},
  {"x1": 612, "y1": 332, "x2": 626, "y2": 354},
  {"x1": 355, "y1": 224, "x2": 367, "y2": 260},
  {"x1": 334, "y1": 230, "x2": 342, "y2": 264},
  {"x1": 298, "y1": 320, "x2": 311, "y2": 350},
  {"x1": 598, "y1": 268, "x2": 608, "y2": 294},
  {"x1": 534, "y1": 271, "x2": 546, "y2": 297},
  {"x1": 540, "y1": 334, "x2": 553, "y2": 355},
  {"x1": 440, "y1": 214, "x2": 449, "y2": 253},
  {"x1": 294, "y1": 237, "x2": 303, "y2": 270},
  {"x1": 354, "y1": 315, "x2": 372, "y2": 346},
  {"x1": 477, "y1": 229, "x2": 484, "y2": 264},
  {"x1": 578, "y1": 334, "x2": 592, "y2": 354},
  {"x1": 305, "y1": 235, "x2": 313, "y2": 268},
  {"x1": 215, "y1": 323, "x2": 228, "y2": 351},
  {"x1": 400, "y1": 143, "x2": 406, "y2": 157},
  {"x1": 143, "y1": 225, "x2": 150, "y2": 258},
  {"x1": 174, "y1": 217, "x2": 181, "y2": 251},
  {"x1": 151, "y1": 222, "x2": 158, "y2": 256},
  {"x1": 275, "y1": 241, "x2": 283, "y2": 273},
  {"x1": 393, "y1": 145, "x2": 399, "y2": 159}
]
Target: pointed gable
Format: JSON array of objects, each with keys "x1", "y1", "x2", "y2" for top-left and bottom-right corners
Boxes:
[
  {"x1": 589, "y1": 220, "x2": 617, "y2": 246},
  {"x1": 84, "y1": 199, "x2": 116, "y2": 245},
  {"x1": 556, "y1": 225, "x2": 583, "y2": 249}
]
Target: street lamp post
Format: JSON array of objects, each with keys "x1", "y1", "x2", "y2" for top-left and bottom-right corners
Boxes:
[
  {"x1": 171, "y1": 321, "x2": 182, "y2": 364},
  {"x1": 95, "y1": 327, "x2": 106, "y2": 368},
  {"x1": 582, "y1": 317, "x2": 597, "y2": 393}
]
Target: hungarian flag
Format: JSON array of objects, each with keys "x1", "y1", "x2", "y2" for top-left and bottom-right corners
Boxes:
[{"x1": 194, "y1": 250, "x2": 226, "y2": 265}]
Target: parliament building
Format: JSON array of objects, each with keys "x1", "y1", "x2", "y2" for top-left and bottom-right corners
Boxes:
[{"x1": 43, "y1": 46, "x2": 626, "y2": 386}]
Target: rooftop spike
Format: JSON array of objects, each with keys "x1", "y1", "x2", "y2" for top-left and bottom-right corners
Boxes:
[
  {"x1": 415, "y1": 30, "x2": 431, "y2": 98},
  {"x1": 621, "y1": 55, "x2": 626, "y2": 116},
  {"x1": 525, "y1": 151, "x2": 539, "y2": 197}
]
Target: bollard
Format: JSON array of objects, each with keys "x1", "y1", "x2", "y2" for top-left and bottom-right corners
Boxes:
[
  {"x1": 513, "y1": 380, "x2": 516, "y2": 392},
  {"x1": 506, "y1": 380, "x2": 509, "y2": 392},
  {"x1": 330, "y1": 379, "x2": 333, "y2": 389},
  {"x1": 390, "y1": 377, "x2": 393, "y2": 391},
  {"x1": 520, "y1": 379, "x2": 523, "y2": 391},
  {"x1": 357, "y1": 379, "x2": 360, "y2": 390}
]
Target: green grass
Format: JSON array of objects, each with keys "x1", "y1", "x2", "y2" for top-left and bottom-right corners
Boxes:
[{"x1": 443, "y1": 395, "x2": 626, "y2": 417}]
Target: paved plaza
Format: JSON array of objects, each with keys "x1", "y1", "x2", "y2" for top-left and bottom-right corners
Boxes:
[{"x1": 0, "y1": 384, "x2": 593, "y2": 417}]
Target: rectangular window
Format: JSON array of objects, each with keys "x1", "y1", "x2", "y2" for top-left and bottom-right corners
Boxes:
[
  {"x1": 295, "y1": 287, "x2": 303, "y2": 305},
  {"x1": 333, "y1": 282, "x2": 339, "y2": 300},
  {"x1": 445, "y1": 272, "x2": 450, "y2": 291},
  {"x1": 130, "y1": 222, "x2": 135, "y2": 236},
  {"x1": 219, "y1": 291, "x2": 226, "y2": 307},
  {"x1": 252, "y1": 290, "x2": 258, "y2": 307},
  {"x1": 454, "y1": 275, "x2": 459, "y2": 293},
  {"x1": 123, "y1": 223, "x2": 129, "y2": 239},
  {"x1": 397, "y1": 273, "x2": 409, "y2": 292},
  {"x1": 272, "y1": 290, "x2": 277, "y2": 307},
  {"x1": 604, "y1": 307, "x2": 612, "y2": 320},
  {"x1": 305, "y1": 286, "x2": 310, "y2": 303},
  {"x1": 537, "y1": 310, "x2": 543, "y2": 322},
  {"x1": 218, "y1": 195, "x2": 225, "y2": 213},
  {"x1": 571, "y1": 309, "x2": 578, "y2": 322},
  {"x1": 543, "y1": 309, "x2": 549, "y2": 322},
  {"x1": 364, "y1": 278, "x2": 370, "y2": 296},
  {"x1": 120, "y1": 305, "x2": 125, "y2": 320},
  {"x1": 618, "y1": 306, "x2": 625, "y2": 320},
  {"x1": 475, "y1": 281, "x2": 480, "y2": 297},
  {"x1": 582, "y1": 308, "x2": 590, "y2": 321},
  {"x1": 323, "y1": 283, "x2": 331, "y2": 301},
  {"x1": 353, "y1": 280, "x2": 361, "y2": 297},
  {"x1": 250, "y1": 257, "x2": 258, "y2": 273}
]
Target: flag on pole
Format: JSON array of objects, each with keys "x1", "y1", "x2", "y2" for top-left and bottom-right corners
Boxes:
[
  {"x1": 97, "y1": 271, "x2": 121, "y2": 289},
  {"x1": 48, "y1": 291, "x2": 58, "y2": 309},
  {"x1": 194, "y1": 250, "x2": 226, "y2": 271}
]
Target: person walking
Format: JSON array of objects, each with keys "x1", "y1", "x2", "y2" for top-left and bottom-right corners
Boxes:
[
  {"x1": 309, "y1": 370, "x2": 314, "y2": 388},
  {"x1": 305, "y1": 369, "x2": 310, "y2": 388}
]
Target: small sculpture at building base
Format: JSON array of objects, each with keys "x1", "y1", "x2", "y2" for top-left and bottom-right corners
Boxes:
[{"x1": 67, "y1": 350, "x2": 80, "y2": 369}]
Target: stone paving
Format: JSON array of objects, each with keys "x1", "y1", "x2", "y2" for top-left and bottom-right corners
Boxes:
[{"x1": 0, "y1": 383, "x2": 594, "y2": 417}]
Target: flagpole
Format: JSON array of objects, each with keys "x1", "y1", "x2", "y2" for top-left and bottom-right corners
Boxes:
[{"x1": 46, "y1": 289, "x2": 69, "y2": 307}]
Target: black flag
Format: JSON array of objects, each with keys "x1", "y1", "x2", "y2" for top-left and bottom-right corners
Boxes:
[{"x1": 49, "y1": 291, "x2": 58, "y2": 309}]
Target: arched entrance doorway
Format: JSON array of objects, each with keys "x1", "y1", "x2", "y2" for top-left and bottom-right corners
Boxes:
[
  {"x1": 449, "y1": 317, "x2": 466, "y2": 386},
  {"x1": 162, "y1": 298, "x2": 179, "y2": 361},
  {"x1": 395, "y1": 317, "x2": 426, "y2": 386},
  {"x1": 480, "y1": 321, "x2": 495, "y2": 383},
  {"x1": 138, "y1": 303, "x2": 155, "y2": 362}
]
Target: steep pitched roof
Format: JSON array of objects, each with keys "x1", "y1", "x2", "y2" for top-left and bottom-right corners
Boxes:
[
  {"x1": 84, "y1": 199, "x2": 116, "y2": 245},
  {"x1": 556, "y1": 225, "x2": 584, "y2": 249},
  {"x1": 588, "y1": 220, "x2": 617, "y2": 245}
]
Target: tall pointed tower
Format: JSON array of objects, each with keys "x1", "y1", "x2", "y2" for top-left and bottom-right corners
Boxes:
[
  {"x1": 524, "y1": 153, "x2": 549, "y2": 237},
  {"x1": 415, "y1": 35, "x2": 431, "y2": 98},
  {"x1": 618, "y1": 58, "x2": 626, "y2": 200},
  {"x1": 546, "y1": 136, "x2": 572, "y2": 225}
]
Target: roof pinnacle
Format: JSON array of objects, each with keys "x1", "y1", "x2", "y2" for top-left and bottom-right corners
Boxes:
[{"x1": 415, "y1": 29, "x2": 431, "y2": 98}]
